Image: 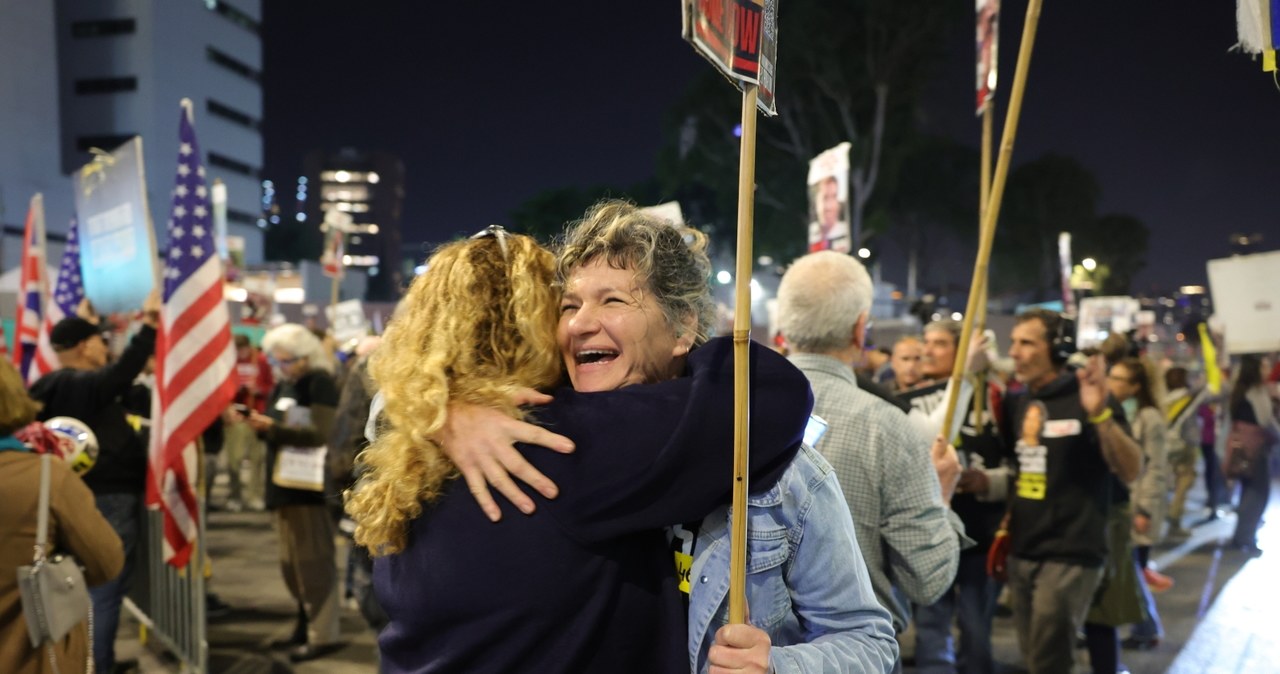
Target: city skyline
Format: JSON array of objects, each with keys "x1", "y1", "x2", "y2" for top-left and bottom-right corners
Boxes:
[{"x1": 258, "y1": 1, "x2": 1278, "y2": 294}]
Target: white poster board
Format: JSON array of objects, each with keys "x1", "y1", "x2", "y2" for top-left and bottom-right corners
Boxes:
[
  {"x1": 640, "y1": 201, "x2": 686, "y2": 226},
  {"x1": 1207, "y1": 251, "x2": 1280, "y2": 354},
  {"x1": 326, "y1": 299, "x2": 369, "y2": 344},
  {"x1": 1077, "y1": 296, "x2": 1141, "y2": 349}
]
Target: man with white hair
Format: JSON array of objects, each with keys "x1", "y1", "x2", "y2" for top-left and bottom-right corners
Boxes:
[{"x1": 776, "y1": 251, "x2": 966, "y2": 668}]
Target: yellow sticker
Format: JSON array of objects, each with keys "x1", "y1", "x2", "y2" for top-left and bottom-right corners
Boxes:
[
  {"x1": 1265, "y1": 49, "x2": 1276, "y2": 73},
  {"x1": 674, "y1": 551, "x2": 693, "y2": 595},
  {"x1": 1017, "y1": 473, "x2": 1046, "y2": 500}
]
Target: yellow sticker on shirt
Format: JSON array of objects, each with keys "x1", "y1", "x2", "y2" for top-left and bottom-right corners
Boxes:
[
  {"x1": 1015, "y1": 442, "x2": 1047, "y2": 500},
  {"x1": 1017, "y1": 473, "x2": 1046, "y2": 500},
  {"x1": 674, "y1": 551, "x2": 693, "y2": 595}
]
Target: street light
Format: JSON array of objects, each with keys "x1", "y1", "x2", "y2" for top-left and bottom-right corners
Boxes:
[{"x1": 1082, "y1": 257, "x2": 1097, "y2": 272}]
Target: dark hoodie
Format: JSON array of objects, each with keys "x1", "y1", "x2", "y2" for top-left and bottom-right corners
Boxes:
[
  {"x1": 29, "y1": 326, "x2": 156, "y2": 495},
  {"x1": 1002, "y1": 369, "x2": 1125, "y2": 567}
]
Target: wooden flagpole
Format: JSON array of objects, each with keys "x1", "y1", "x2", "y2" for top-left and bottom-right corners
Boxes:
[
  {"x1": 940, "y1": 0, "x2": 1044, "y2": 439},
  {"x1": 728, "y1": 83, "x2": 759, "y2": 624},
  {"x1": 972, "y1": 102, "x2": 995, "y2": 425}
]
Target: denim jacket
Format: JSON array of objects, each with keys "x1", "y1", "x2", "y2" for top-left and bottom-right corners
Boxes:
[{"x1": 686, "y1": 444, "x2": 898, "y2": 673}]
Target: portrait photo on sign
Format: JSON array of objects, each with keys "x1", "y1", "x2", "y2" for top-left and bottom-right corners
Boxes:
[{"x1": 806, "y1": 142, "x2": 852, "y2": 254}]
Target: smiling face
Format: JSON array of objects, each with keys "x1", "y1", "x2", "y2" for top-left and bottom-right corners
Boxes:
[{"x1": 557, "y1": 258, "x2": 690, "y2": 393}]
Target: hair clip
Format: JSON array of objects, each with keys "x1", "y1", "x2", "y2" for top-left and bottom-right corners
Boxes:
[{"x1": 471, "y1": 224, "x2": 510, "y2": 261}]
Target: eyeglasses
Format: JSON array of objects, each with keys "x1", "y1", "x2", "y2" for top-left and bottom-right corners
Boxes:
[
  {"x1": 269, "y1": 355, "x2": 300, "y2": 367},
  {"x1": 470, "y1": 224, "x2": 510, "y2": 261}
]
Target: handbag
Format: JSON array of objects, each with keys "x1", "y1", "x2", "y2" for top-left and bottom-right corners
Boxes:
[
  {"x1": 15, "y1": 453, "x2": 93, "y2": 667},
  {"x1": 1224, "y1": 421, "x2": 1266, "y2": 479}
]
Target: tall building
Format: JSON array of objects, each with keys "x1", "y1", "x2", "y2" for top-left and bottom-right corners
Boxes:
[
  {"x1": 301, "y1": 148, "x2": 405, "y2": 301},
  {"x1": 1, "y1": 0, "x2": 264, "y2": 270}
]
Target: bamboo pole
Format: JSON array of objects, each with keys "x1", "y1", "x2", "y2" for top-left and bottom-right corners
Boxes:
[
  {"x1": 728, "y1": 83, "x2": 759, "y2": 625},
  {"x1": 972, "y1": 102, "x2": 995, "y2": 426},
  {"x1": 941, "y1": 0, "x2": 1044, "y2": 440}
]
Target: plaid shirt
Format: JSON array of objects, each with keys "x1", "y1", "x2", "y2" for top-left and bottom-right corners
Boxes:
[{"x1": 789, "y1": 353, "x2": 964, "y2": 631}]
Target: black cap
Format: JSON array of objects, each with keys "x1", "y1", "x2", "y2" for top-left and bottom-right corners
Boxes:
[{"x1": 50, "y1": 317, "x2": 104, "y2": 351}]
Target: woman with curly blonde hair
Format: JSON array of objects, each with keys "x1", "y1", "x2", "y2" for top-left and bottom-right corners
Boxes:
[
  {"x1": 349, "y1": 215, "x2": 814, "y2": 674},
  {"x1": 345, "y1": 229, "x2": 563, "y2": 555}
]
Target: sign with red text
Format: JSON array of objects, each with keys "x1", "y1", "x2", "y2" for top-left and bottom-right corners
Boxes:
[{"x1": 682, "y1": 0, "x2": 778, "y2": 115}]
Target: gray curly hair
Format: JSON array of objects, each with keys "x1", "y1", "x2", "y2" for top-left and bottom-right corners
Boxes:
[{"x1": 555, "y1": 200, "x2": 715, "y2": 346}]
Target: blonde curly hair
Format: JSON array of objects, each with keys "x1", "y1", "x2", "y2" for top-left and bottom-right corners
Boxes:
[{"x1": 344, "y1": 232, "x2": 563, "y2": 555}]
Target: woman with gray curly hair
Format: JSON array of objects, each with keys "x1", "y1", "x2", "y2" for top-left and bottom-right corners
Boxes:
[{"x1": 242, "y1": 323, "x2": 342, "y2": 663}]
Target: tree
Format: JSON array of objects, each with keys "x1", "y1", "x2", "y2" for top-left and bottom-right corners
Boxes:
[
  {"x1": 1077, "y1": 213, "x2": 1149, "y2": 295},
  {"x1": 993, "y1": 153, "x2": 1099, "y2": 299},
  {"x1": 881, "y1": 134, "x2": 981, "y2": 298},
  {"x1": 507, "y1": 180, "x2": 663, "y2": 243},
  {"x1": 656, "y1": 0, "x2": 965, "y2": 263}
]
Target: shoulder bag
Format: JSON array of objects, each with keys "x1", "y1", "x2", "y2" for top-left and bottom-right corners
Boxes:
[{"x1": 15, "y1": 452, "x2": 93, "y2": 671}]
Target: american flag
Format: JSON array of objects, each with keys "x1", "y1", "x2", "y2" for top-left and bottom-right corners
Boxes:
[
  {"x1": 147, "y1": 101, "x2": 237, "y2": 568},
  {"x1": 12, "y1": 194, "x2": 54, "y2": 384},
  {"x1": 29, "y1": 218, "x2": 89, "y2": 380}
]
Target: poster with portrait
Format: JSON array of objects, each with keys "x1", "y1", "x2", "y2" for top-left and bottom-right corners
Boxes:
[
  {"x1": 806, "y1": 142, "x2": 852, "y2": 254},
  {"x1": 73, "y1": 136, "x2": 158, "y2": 314},
  {"x1": 975, "y1": 0, "x2": 1000, "y2": 114}
]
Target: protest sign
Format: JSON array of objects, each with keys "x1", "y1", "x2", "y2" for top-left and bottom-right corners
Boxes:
[
  {"x1": 806, "y1": 143, "x2": 852, "y2": 254},
  {"x1": 73, "y1": 137, "x2": 157, "y2": 314},
  {"x1": 1077, "y1": 296, "x2": 1141, "y2": 349},
  {"x1": 1207, "y1": 250, "x2": 1280, "y2": 354},
  {"x1": 682, "y1": 0, "x2": 777, "y2": 115},
  {"x1": 326, "y1": 299, "x2": 370, "y2": 344}
]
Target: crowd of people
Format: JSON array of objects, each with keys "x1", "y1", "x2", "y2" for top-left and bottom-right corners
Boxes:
[{"x1": 1, "y1": 198, "x2": 1277, "y2": 674}]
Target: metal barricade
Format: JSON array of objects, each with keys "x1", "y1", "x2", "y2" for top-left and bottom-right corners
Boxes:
[{"x1": 126, "y1": 467, "x2": 208, "y2": 672}]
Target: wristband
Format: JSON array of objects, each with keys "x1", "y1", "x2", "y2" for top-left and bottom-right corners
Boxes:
[{"x1": 1087, "y1": 408, "x2": 1112, "y2": 425}]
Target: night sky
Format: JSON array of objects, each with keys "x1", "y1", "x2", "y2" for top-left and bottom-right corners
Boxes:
[{"x1": 262, "y1": 1, "x2": 1279, "y2": 293}]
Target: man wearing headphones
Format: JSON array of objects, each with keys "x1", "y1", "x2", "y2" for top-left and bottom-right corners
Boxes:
[{"x1": 1001, "y1": 309, "x2": 1143, "y2": 674}]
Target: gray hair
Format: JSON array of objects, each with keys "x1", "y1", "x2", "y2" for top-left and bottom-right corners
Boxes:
[
  {"x1": 776, "y1": 251, "x2": 873, "y2": 353},
  {"x1": 556, "y1": 199, "x2": 715, "y2": 346},
  {"x1": 923, "y1": 318, "x2": 963, "y2": 346},
  {"x1": 262, "y1": 323, "x2": 334, "y2": 373}
]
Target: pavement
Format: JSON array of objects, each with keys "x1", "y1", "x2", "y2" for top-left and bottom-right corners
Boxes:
[{"x1": 116, "y1": 475, "x2": 1278, "y2": 673}]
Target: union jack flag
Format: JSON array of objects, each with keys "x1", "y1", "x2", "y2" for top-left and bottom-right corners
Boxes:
[
  {"x1": 12, "y1": 194, "x2": 54, "y2": 384},
  {"x1": 147, "y1": 101, "x2": 237, "y2": 567}
]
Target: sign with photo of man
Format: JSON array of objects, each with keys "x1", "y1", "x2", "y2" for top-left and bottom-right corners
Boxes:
[{"x1": 806, "y1": 142, "x2": 852, "y2": 254}]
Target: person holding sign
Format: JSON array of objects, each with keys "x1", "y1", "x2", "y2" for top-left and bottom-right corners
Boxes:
[{"x1": 242, "y1": 324, "x2": 342, "y2": 663}]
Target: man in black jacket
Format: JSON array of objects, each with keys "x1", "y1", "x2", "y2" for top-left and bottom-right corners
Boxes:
[
  {"x1": 999, "y1": 309, "x2": 1142, "y2": 674},
  {"x1": 29, "y1": 294, "x2": 159, "y2": 674}
]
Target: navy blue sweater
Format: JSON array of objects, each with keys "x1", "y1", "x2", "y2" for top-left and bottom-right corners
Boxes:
[{"x1": 374, "y1": 338, "x2": 812, "y2": 673}]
